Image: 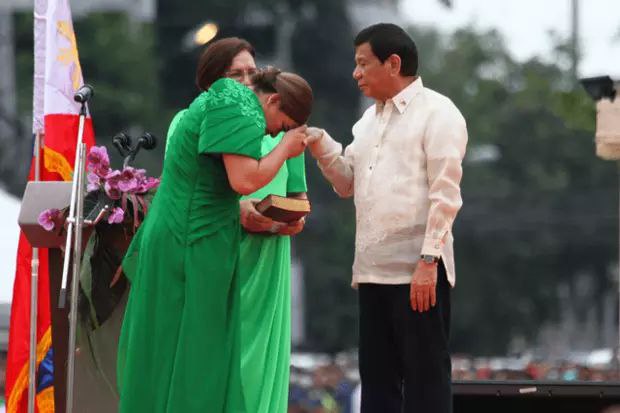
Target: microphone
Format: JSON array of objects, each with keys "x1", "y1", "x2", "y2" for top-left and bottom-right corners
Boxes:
[
  {"x1": 74, "y1": 84, "x2": 94, "y2": 103},
  {"x1": 136, "y1": 132, "x2": 157, "y2": 151},
  {"x1": 112, "y1": 132, "x2": 133, "y2": 156},
  {"x1": 123, "y1": 132, "x2": 158, "y2": 167}
]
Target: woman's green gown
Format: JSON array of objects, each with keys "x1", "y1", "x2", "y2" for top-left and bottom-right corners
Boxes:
[
  {"x1": 239, "y1": 134, "x2": 306, "y2": 413},
  {"x1": 116, "y1": 78, "x2": 266, "y2": 413},
  {"x1": 161, "y1": 93, "x2": 307, "y2": 413}
]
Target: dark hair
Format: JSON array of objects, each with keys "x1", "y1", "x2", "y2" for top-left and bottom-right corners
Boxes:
[
  {"x1": 252, "y1": 67, "x2": 313, "y2": 125},
  {"x1": 354, "y1": 23, "x2": 418, "y2": 76},
  {"x1": 195, "y1": 37, "x2": 255, "y2": 91}
]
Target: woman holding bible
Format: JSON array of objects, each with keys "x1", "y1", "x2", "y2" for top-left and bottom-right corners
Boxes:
[
  {"x1": 237, "y1": 82, "x2": 309, "y2": 413},
  {"x1": 116, "y1": 61, "x2": 313, "y2": 412}
]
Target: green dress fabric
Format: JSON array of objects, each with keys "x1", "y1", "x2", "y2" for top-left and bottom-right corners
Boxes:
[
  {"x1": 117, "y1": 78, "x2": 265, "y2": 413},
  {"x1": 239, "y1": 134, "x2": 307, "y2": 413},
  {"x1": 165, "y1": 109, "x2": 187, "y2": 156},
  {"x1": 165, "y1": 123, "x2": 307, "y2": 413}
]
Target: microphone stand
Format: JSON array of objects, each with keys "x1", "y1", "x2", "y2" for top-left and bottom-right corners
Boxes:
[
  {"x1": 27, "y1": 132, "x2": 42, "y2": 413},
  {"x1": 58, "y1": 100, "x2": 89, "y2": 413},
  {"x1": 123, "y1": 144, "x2": 142, "y2": 169},
  {"x1": 122, "y1": 133, "x2": 156, "y2": 169}
]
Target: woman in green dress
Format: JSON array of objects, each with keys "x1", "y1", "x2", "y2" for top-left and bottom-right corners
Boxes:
[
  {"x1": 116, "y1": 67, "x2": 313, "y2": 412},
  {"x1": 165, "y1": 38, "x2": 308, "y2": 413},
  {"x1": 237, "y1": 137, "x2": 307, "y2": 413}
]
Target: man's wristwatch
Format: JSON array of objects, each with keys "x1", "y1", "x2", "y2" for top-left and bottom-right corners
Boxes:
[{"x1": 420, "y1": 254, "x2": 440, "y2": 264}]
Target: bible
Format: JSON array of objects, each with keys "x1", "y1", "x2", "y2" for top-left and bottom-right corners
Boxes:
[{"x1": 255, "y1": 194, "x2": 311, "y2": 223}]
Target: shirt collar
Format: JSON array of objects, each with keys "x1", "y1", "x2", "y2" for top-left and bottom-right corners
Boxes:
[{"x1": 375, "y1": 76, "x2": 423, "y2": 115}]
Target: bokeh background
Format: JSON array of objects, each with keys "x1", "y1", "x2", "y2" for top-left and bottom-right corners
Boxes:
[{"x1": 1, "y1": 0, "x2": 620, "y2": 410}]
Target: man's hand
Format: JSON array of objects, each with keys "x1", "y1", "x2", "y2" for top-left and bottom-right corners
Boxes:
[
  {"x1": 277, "y1": 217, "x2": 306, "y2": 236},
  {"x1": 240, "y1": 199, "x2": 276, "y2": 233},
  {"x1": 410, "y1": 261, "x2": 438, "y2": 312}
]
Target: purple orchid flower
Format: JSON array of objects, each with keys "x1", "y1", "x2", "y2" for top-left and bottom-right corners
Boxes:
[
  {"x1": 87, "y1": 146, "x2": 111, "y2": 178},
  {"x1": 134, "y1": 168, "x2": 146, "y2": 180},
  {"x1": 104, "y1": 170, "x2": 122, "y2": 200},
  {"x1": 87, "y1": 172, "x2": 101, "y2": 192},
  {"x1": 93, "y1": 164, "x2": 111, "y2": 178},
  {"x1": 82, "y1": 145, "x2": 160, "y2": 225},
  {"x1": 107, "y1": 207, "x2": 125, "y2": 224},
  {"x1": 137, "y1": 176, "x2": 160, "y2": 193},
  {"x1": 38, "y1": 208, "x2": 60, "y2": 231},
  {"x1": 118, "y1": 167, "x2": 140, "y2": 193}
]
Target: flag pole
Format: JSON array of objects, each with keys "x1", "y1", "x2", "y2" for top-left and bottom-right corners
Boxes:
[
  {"x1": 29, "y1": 0, "x2": 46, "y2": 407},
  {"x1": 27, "y1": 132, "x2": 42, "y2": 413}
]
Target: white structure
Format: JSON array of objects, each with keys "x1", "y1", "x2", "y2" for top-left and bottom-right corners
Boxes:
[
  {"x1": 2, "y1": 0, "x2": 155, "y2": 21},
  {"x1": 0, "y1": 188, "x2": 21, "y2": 305},
  {"x1": 0, "y1": 188, "x2": 21, "y2": 359},
  {"x1": 348, "y1": 0, "x2": 403, "y2": 29}
]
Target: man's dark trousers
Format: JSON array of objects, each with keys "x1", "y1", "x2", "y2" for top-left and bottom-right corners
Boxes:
[{"x1": 358, "y1": 262, "x2": 452, "y2": 413}]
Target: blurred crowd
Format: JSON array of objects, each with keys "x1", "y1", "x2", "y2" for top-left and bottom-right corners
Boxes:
[
  {"x1": 287, "y1": 350, "x2": 620, "y2": 413},
  {"x1": 451, "y1": 351, "x2": 620, "y2": 381},
  {"x1": 288, "y1": 352, "x2": 360, "y2": 413},
  {"x1": 451, "y1": 361, "x2": 620, "y2": 381}
]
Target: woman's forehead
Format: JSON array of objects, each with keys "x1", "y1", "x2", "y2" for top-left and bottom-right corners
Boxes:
[{"x1": 231, "y1": 50, "x2": 256, "y2": 68}]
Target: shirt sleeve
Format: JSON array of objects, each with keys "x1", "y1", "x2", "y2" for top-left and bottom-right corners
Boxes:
[
  {"x1": 286, "y1": 152, "x2": 307, "y2": 193},
  {"x1": 420, "y1": 102, "x2": 468, "y2": 257},
  {"x1": 309, "y1": 123, "x2": 360, "y2": 198},
  {"x1": 198, "y1": 78, "x2": 265, "y2": 160}
]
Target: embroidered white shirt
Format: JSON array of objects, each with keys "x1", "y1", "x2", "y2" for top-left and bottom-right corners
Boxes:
[{"x1": 310, "y1": 77, "x2": 467, "y2": 286}]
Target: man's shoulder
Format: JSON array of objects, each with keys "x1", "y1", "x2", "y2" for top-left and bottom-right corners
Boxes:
[
  {"x1": 421, "y1": 86, "x2": 457, "y2": 109},
  {"x1": 420, "y1": 86, "x2": 465, "y2": 121}
]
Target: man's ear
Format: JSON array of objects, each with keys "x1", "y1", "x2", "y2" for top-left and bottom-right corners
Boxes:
[{"x1": 387, "y1": 54, "x2": 402, "y2": 76}]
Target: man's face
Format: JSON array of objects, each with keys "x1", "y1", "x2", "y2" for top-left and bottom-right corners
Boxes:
[{"x1": 353, "y1": 42, "x2": 393, "y2": 100}]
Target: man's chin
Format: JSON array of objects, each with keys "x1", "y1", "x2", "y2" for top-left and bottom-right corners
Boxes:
[{"x1": 358, "y1": 86, "x2": 374, "y2": 98}]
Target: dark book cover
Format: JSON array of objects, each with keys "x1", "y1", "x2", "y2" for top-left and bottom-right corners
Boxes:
[{"x1": 255, "y1": 194, "x2": 311, "y2": 223}]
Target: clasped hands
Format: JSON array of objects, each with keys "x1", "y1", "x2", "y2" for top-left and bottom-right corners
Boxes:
[
  {"x1": 280, "y1": 126, "x2": 325, "y2": 156},
  {"x1": 240, "y1": 127, "x2": 323, "y2": 235}
]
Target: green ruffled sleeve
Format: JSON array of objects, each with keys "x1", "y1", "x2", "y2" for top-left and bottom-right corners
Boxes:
[
  {"x1": 198, "y1": 78, "x2": 265, "y2": 160},
  {"x1": 286, "y1": 152, "x2": 307, "y2": 193}
]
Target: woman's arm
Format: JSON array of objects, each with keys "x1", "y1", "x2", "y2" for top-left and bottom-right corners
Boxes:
[{"x1": 223, "y1": 126, "x2": 307, "y2": 195}]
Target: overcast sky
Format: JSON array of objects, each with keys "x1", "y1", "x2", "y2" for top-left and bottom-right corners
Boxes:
[{"x1": 401, "y1": 0, "x2": 620, "y2": 78}]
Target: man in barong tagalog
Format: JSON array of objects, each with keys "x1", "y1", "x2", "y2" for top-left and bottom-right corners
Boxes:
[{"x1": 305, "y1": 23, "x2": 468, "y2": 413}]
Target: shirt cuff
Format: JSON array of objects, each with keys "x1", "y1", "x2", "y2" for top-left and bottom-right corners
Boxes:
[
  {"x1": 421, "y1": 234, "x2": 444, "y2": 257},
  {"x1": 309, "y1": 129, "x2": 341, "y2": 159}
]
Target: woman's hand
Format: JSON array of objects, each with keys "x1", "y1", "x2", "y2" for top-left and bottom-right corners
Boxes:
[
  {"x1": 277, "y1": 217, "x2": 306, "y2": 236},
  {"x1": 240, "y1": 199, "x2": 277, "y2": 233},
  {"x1": 280, "y1": 126, "x2": 308, "y2": 158}
]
